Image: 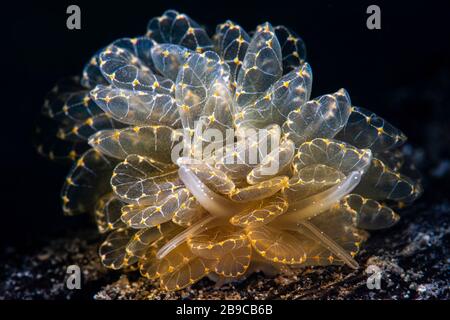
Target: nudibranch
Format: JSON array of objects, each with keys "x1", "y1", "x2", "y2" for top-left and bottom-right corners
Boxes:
[{"x1": 37, "y1": 10, "x2": 422, "y2": 291}]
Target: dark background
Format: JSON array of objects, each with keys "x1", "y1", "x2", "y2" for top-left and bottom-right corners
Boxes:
[{"x1": 2, "y1": 0, "x2": 450, "y2": 246}]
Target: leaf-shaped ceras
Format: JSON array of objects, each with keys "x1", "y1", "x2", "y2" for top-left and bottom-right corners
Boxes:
[
  {"x1": 188, "y1": 225, "x2": 251, "y2": 277},
  {"x1": 151, "y1": 44, "x2": 193, "y2": 82},
  {"x1": 147, "y1": 10, "x2": 213, "y2": 52},
  {"x1": 335, "y1": 106, "x2": 407, "y2": 152},
  {"x1": 62, "y1": 149, "x2": 119, "y2": 215},
  {"x1": 175, "y1": 51, "x2": 231, "y2": 132},
  {"x1": 215, "y1": 124, "x2": 282, "y2": 184},
  {"x1": 39, "y1": 9, "x2": 422, "y2": 292},
  {"x1": 214, "y1": 20, "x2": 251, "y2": 87},
  {"x1": 111, "y1": 154, "x2": 191, "y2": 227},
  {"x1": 91, "y1": 85, "x2": 181, "y2": 128},
  {"x1": 274, "y1": 25, "x2": 307, "y2": 72},
  {"x1": 236, "y1": 23, "x2": 283, "y2": 109},
  {"x1": 282, "y1": 89, "x2": 352, "y2": 146},
  {"x1": 235, "y1": 63, "x2": 312, "y2": 130},
  {"x1": 339, "y1": 194, "x2": 400, "y2": 230},
  {"x1": 36, "y1": 77, "x2": 105, "y2": 162},
  {"x1": 88, "y1": 125, "x2": 181, "y2": 162},
  {"x1": 95, "y1": 193, "x2": 127, "y2": 233},
  {"x1": 99, "y1": 44, "x2": 173, "y2": 95}
]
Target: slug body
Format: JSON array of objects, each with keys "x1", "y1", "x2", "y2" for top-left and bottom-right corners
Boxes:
[{"x1": 38, "y1": 10, "x2": 422, "y2": 291}]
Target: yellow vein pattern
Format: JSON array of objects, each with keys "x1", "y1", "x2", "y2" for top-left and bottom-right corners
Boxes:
[
  {"x1": 99, "y1": 228, "x2": 139, "y2": 269},
  {"x1": 230, "y1": 194, "x2": 288, "y2": 228},
  {"x1": 91, "y1": 85, "x2": 181, "y2": 128},
  {"x1": 120, "y1": 188, "x2": 191, "y2": 228},
  {"x1": 284, "y1": 164, "x2": 346, "y2": 202},
  {"x1": 111, "y1": 154, "x2": 180, "y2": 205},
  {"x1": 246, "y1": 225, "x2": 307, "y2": 264},
  {"x1": 126, "y1": 222, "x2": 183, "y2": 258},
  {"x1": 229, "y1": 176, "x2": 288, "y2": 202},
  {"x1": 282, "y1": 89, "x2": 352, "y2": 146},
  {"x1": 95, "y1": 193, "x2": 127, "y2": 233},
  {"x1": 61, "y1": 149, "x2": 118, "y2": 215},
  {"x1": 151, "y1": 44, "x2": 193, "y2": 81},
  {"x1": 43, "y1": 77, "x2": 103, "y2": 124},
  {"x1": 335, "y1": 106, "x2": 407, "y2": 152},
  {"x1": 293, "y1": 138, "x2": 373, "y2": 176},
  {"x1": 89, "y1": 125, "x2": 182, "y2": 161},
  {"x1": 339, "y1": 194, "x2": 400, "y2": 230},
  {"x1": 214, "y1": 20, "x2": 251, "y2": 88},
  {"x1": 58, "y1": 113, "x2": 125, "y2": 142},
  {"x1": 175, "y1": 51, "x2": 230, "y2": 132},
  {"x1": 235, "y1": 63, "x2": 312, "y2": 130},
  {"x1": 354, "y1": 158, "x2": 423, "y2": 202},
  {"x1": 274, "y1": 25, "x2": 307, "y2": 73},
  {"x1": 236, "y1": 23, "x2": 283, "y2": 109},
  {"x1": 99, "y1": 45, "x2": 174, "y2": 95},
  {"x1": 147, "y1": 10, "x2": 213, "y2": 52}
]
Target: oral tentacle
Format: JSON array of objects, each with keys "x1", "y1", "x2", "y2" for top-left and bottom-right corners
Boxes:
[
  {"x1": 298, "y1": 220, "x2": 359, "y2": 269},
  {"x1": 156, "y1": 215, "x2": 218, "y2": 259},
  {"x1": 178, "y1": 164, "x2": 248, "y2": 217},
  {"x1": 156, "y1": 164, "x2": 251, "y2": 259},
  {"x1": 280, "y1": 170, "x2": 362, "y2": 222}
]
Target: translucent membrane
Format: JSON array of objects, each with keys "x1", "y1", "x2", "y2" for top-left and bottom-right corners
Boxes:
[{"x1": 157, "y1": 164, "x2": 251, "y2": 259}]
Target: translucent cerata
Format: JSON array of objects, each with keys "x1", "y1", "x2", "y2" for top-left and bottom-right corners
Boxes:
[{"x1": 37, "y1": 10, "x2": 422, "y2": 291}]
